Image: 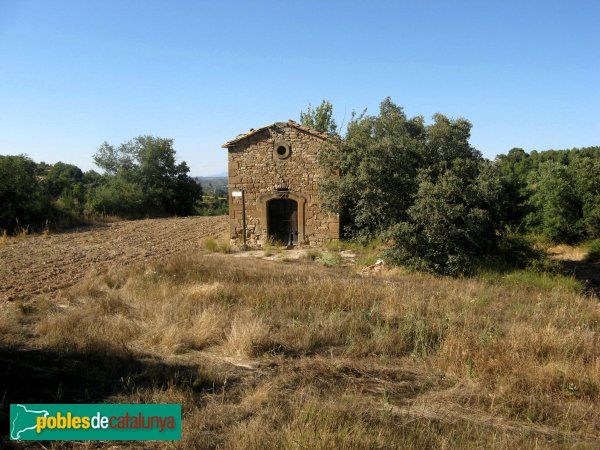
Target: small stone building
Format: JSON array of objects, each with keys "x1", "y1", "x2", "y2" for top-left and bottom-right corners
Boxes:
[{"x1": 222, "y1": 120, "x2": 339, "y2": 246}]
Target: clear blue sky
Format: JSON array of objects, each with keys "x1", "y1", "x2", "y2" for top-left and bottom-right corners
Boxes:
[{"x1": 1, "y1": 1, "x2": 598, "y2": 176}]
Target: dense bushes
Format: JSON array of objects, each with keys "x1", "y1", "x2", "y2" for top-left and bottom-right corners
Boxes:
[
  {"x1": 497, "y1": 147, "x2": 600, "y2": 243},
  {"x1": 314, "y1": 98, "x2": 599, "y2": 275},
  {"x1": 387, "y1": 160, "x2": 502, "y2": 275},
  {"x1": 317, "y1": 98, "x2": 429, "y2": 237},
  {"x1": 0, "y1": 155, "x2": 47, "y2": 232},
  {"x1": 316, "y1": 98, "x2": 508, "y2": 275},
  {"x1": 0, "y1": 136, "x2": 203, "y2": 234},
  {"x1": 89, "y1": 136, "x2": 202, "y2": 217}
]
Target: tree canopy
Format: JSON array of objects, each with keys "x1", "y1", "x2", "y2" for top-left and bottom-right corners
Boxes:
[
  {"x1": 318, "y1": 97, "x2": 483, "y2": 239},
  {"x1": 312, "y1": 97, "x2": 599, "y2": 275},
  {"x1": 89, "y1": 136, "x2": 202, "y2": 217},
  {"x1": 0, "y1": 136, "x2": 204, "y2": 233},
  {"x1": 497, "y1": 146, "x2": 600, "y2": 242},
  {"x1": 0, "y1": 155, "x2": 45, "y2": 232},
  {"x1": 300, "y1": 100, "x2": 338, "y2": 135}
]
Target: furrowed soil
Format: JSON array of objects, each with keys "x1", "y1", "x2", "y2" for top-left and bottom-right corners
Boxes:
[{"x1": 0, "y1": 216, "x2": 228, "y2": 302}]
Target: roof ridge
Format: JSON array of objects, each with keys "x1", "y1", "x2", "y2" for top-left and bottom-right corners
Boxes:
[{"x1": 222, "y1": 120, "x2": 329, "y2": 148}]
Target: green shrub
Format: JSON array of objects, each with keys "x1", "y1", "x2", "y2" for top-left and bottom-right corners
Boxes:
[
  {"x1": 316, "y1": 253, "x2": 342, "y2": 267},
  {"x1": 204, "y1": 239, "x2": 218, "y2": 252},
  {"x1": 88, "y1": 136, "x2": 202, "y2": 218},
  {"x1": 0, "y1": 155, "x2": 47, "y2": 233},
  {"x1": 203, "y1": 239, "x2": 231, "y2": 254},
  {"x1": 357, "y1": 255, "x2": 379, "y2": 267},
  {"x1": 196, "y1": 197, "x2": 228, "y2": 216},
  {"x1": 388, "y1": 160, "x2": 502, "y2": 276}
]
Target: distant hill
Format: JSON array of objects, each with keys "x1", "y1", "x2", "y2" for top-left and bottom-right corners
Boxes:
[
  {"x1": 196, "y1": 176, "x2": 228, "y2": 197},
  {"x1": 207, "y1": 171, "x2": 228, "y2": 177}
]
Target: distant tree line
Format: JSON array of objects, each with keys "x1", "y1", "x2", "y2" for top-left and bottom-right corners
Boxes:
[
  {"x1": 0, "y1": 136, "x2": 203, "y2": 234},
  {"x1": 302, "y1": 98, "x2": 599, "y2": 275},
  {"x1": 193, "y1": 177, "x2": 228, "y2": 216},
  {"x1": 496, "y1": 147, "x2": 600, "y2": 243}
]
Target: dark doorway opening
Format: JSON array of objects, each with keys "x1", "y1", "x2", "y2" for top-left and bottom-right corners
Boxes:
[{"x1": 268, "y1": 199, "x2": 298, "y2": 245}]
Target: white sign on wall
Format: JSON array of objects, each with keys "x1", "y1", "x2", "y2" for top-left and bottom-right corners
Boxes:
[{"x1": 231, "y1": 191, "x2": 243, "y2": 197}]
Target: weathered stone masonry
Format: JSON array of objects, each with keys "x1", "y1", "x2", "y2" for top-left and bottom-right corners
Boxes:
[{"x1": 222, "y1": 120, "x2": 340, "y2": 246}]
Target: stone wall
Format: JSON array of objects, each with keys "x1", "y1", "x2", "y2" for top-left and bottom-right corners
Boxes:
[{"x1": 226, "y1": 122, "x2": 339, "y2": 246}]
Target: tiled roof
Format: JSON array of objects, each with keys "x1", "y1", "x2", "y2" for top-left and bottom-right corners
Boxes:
[{"x1": 221, "y1": 120, "x2": 329, "y2": 148}]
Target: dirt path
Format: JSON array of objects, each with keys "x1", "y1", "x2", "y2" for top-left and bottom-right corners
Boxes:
[{"x1": 0, "y1": 216, "x2": 228, "y2": 301}]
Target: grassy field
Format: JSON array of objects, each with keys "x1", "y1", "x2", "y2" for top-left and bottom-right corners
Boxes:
[{"x1": 1, "y1": 243, "x2": 599, "y2": 449}]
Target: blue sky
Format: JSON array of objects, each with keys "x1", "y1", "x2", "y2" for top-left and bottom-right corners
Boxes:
[{"x1": 1, "y1": 1, "x2": 598, "y2": 176}]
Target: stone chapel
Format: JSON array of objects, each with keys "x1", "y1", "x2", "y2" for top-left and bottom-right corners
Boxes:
[{"x1": 222, "y1": 120, "x2": 340, "y2": 246}]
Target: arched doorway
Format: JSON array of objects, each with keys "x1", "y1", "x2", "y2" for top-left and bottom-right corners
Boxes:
[{"x1": 267, "y1": 199, "x2": 298, "y2": 245}]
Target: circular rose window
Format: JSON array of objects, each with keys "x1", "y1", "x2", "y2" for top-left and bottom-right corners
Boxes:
[{"x1": 273, "y1": 141, "x2": 291, "y2": 159}]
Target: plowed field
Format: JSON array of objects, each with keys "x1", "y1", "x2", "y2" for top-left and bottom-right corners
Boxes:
[{"x1": 0, "y1": 216, "x2": 228, "y2": 301}]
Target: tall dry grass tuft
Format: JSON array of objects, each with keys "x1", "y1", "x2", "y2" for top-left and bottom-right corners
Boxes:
[
  {"x1": 225, "y1": 313, "x2": 271, "y2": 357},
  {"x1": 203, "y1": 237, "x2": 231, "y2": 253},
  {"x1": 181, "y1": 304, "x2": 229, "y2": 350}
]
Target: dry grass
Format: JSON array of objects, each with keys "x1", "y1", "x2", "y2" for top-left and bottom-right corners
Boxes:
[
  {"x1": 0, "y1": 303, "x2": 23, "y2": 345},
  {"x1": 225, "y1": 313, "x2": 271, "y2": 357},
  {"x1": 2, "y1": 251, "x2": 599, "y2": 448},
  {"x1": 547, "y1": 243, "x2": 588, "y2": 261},
  {"x1": 203, "y1": 237, "x2": 231, "y2": 253}
]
